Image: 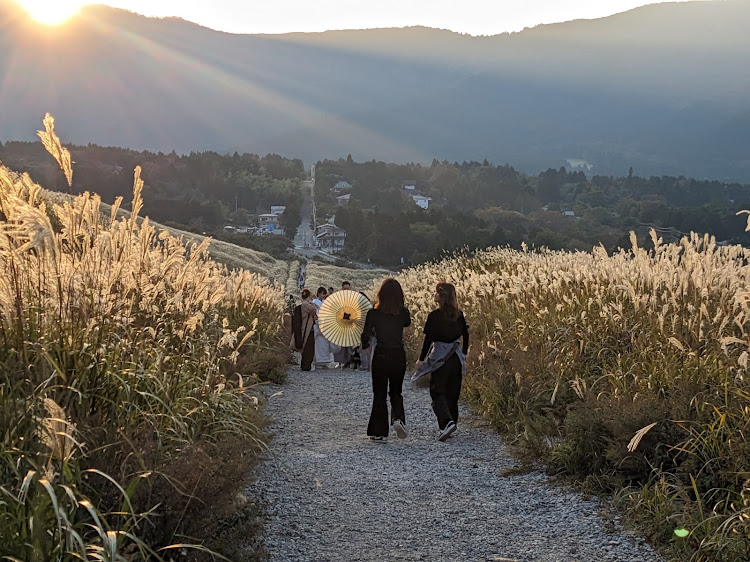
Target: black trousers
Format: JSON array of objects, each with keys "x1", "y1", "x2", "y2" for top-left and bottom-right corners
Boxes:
[
  {"x1": 300, "y1": 331, "x2": 316, "y2": 371},
  {"x1": 367, "y1": 347, "x2": 406, "y2": 437},
  {"x1": 429, "y1": 353, "x2": 463, "y2": 430}
]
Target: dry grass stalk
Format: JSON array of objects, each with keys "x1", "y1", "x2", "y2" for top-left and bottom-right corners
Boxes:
[{"x1": 37, "y1": 113, "x2": 73, "y2": 187}]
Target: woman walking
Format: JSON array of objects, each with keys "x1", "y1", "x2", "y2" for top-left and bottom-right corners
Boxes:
[
  {"x1": 360, "y1": 278, "x2": 411, "y2": 442},
  {"x1": 413, "y1": 282, "x2": 469, "y2": 442},
  {"x1": 295, "y1": 289, "x2": 317, "y2": 371}
]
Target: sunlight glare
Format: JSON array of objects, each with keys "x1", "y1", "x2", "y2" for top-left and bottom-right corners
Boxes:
[{"x1": 18, "y1": 0, "x2": 87, "y2": 25}]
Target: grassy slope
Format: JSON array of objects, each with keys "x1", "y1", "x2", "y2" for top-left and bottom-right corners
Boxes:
[{"x1": 39, "y1": 188, "x2": 297, "y2": 286}]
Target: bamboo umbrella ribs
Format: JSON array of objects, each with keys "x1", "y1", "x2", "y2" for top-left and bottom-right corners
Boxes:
[{"x1": 318, "y1": 290, "x2": 373, "y2": 347}]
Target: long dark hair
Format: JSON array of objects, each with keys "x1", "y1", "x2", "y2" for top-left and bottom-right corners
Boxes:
[
  {"x1": 375, "y1": 278, "x2": 404, "y2": 315},
  {"x1": 436, "y1": 282, "x2": 459, "y2": 322}
]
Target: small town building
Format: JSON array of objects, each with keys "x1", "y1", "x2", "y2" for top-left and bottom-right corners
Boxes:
[
  {"x1": 258, "y1": 213, "x2": 279, "y2": 226},
  {"x1": 411, "y1": 194, "x2": 432, "y2": 209},
  {"x1": 258, "y1": 213, "x2": 284, "y2": 234},
  {"x1": 332, "y1": 181, "x2": 352, "y2": 193},
  {"x1": 316, "y1": 223, "x2": 346, "y2": 253},
  {"x1": 337, "y1": 193, "x2": 351, "y2": 206},
  {"x1": 402, "y1": 180, "x2": 417, "y2": 191},
  {"x1": 270, "y1": 205, "x2": 286, "y2": 215}
]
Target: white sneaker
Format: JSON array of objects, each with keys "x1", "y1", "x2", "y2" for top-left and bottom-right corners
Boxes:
[
  {"x1": 369, "y1": 436, "x2": 387, "y2": 443},
  {"x1": 392, "y1": 420, "x2": 407, "y2": 439},
  {"x1": 438, "y1": 421, "x2": 456, "y2": 442}
]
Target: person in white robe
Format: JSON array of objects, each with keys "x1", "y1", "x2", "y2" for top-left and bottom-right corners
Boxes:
[{"x1": 312, "y1": 286, "x2": 335, "y2": 368}]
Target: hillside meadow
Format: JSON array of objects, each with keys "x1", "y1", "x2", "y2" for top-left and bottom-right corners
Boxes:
[
  {"x1": 0, "y1": 118, "x2": 286, "y2": 560},
  {"x1": 4, "y1": 116, "x2": 750, "y2": 561},
  {"x1": 40, "y1": 174, "x2": 298, "y2": 293}
]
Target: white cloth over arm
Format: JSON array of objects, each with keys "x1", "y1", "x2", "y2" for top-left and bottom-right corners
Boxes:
[{"x1": 411, "y1": 340, "x2": 465, "y2": 382}]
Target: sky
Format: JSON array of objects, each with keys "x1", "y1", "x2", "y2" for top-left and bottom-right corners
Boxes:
[{"x1": 23, "y1": 0, "x2": 698, "y2": 36}]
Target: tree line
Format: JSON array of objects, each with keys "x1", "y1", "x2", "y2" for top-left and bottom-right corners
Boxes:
[
  {"x1": 0, "y1": 141, "x2": 305, "y2": 239},
  {"x1": 315, "y1": 157, "x2": 750, "y2": 266},
  {"x1": 3, "y1": 140, "x2": 750, "y2": 267}
]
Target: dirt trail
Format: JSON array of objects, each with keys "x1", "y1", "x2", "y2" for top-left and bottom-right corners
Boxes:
[{"x1": 247, "y1": 367, "x2": 662, "y2": 562}]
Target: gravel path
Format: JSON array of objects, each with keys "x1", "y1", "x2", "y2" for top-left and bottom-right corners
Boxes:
[{"x1": 247, "y1": 366, "x2": 663, "y2": 562}]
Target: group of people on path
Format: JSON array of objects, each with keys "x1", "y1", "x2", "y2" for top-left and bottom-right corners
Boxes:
[
  {"x1": 291, "y1": 281, "x2": 368, "y2": 372},
  {"x1": 290, "y1": 278, "x2": 469, "y2": 443}
]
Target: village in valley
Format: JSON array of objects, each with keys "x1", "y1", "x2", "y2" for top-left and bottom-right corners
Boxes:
[{"x1": 222, "y1": 172, "x2": 433, "y2": 256}]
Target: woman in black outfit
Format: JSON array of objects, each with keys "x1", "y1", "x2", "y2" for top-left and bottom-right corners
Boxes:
[
  {"x1": 297, "y1": 289, "x2": 317, "y2": 372},
  {"x1": 416, "y1": 282, "x2": 469, "y2": 441},
  {"x1": 360, "y1": 278, "x2": 411, "y2": 442}
]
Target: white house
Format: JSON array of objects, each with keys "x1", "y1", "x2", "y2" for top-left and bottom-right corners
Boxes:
[
  {"x1": 337, "y1": 193, "x2": 351, "y2": 206},
  {"x1": 411, "y1": 194, "x2": 432, "y2": 210},
  {"x1": 402, "y1": 180, "x2": 417, "y2": 191},
  {"x1": 332, "y1": 181, "x2": 352, "y2": 193},
  {"x1": 562, "y1": 210, "x2": 575, "y2": 217},
  {"x1": 258, "y1": 213, "x2": 279, "y2": 226},
  {"x1": 270, "y1": 205, "x2": 286, "y2": 215}
]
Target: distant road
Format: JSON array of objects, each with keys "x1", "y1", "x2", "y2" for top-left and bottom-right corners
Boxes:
[
  {"x1": 293, "y1": 216, "x2": 315, "y2": 250},
  {"x1": 292, "y1": 187, "x2": 321, "y2": 259},
  {"x1": 291, "y1": 173, "x2": 383, "y2": 270}
]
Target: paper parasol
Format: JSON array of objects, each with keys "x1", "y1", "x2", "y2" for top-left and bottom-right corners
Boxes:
[{"x1": 318, "y1": 290, "x2": 373, "y2": 347}]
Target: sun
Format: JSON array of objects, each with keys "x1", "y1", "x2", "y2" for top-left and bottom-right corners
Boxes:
[{"x1": 17, "y1": 0, "x2": 88, "y2": 26}]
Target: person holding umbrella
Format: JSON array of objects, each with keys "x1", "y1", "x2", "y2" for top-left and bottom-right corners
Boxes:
[
  {"x1": 333, "y1": 281, "x2": 355, "y2": 366},
  {"x1": 360, "y1": 278, "x2": 411, "y2": 442}
]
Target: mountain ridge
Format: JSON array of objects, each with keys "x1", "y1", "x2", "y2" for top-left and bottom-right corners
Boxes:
[{"x1": 1, "y1": 0, "x2": 749, "y2": 180}]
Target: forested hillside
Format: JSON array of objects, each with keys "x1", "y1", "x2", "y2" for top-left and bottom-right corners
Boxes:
[
  {"x1": 316, "y1": 158, "x2": 750, "y2": 266},
  {"x1": 0, "y1": 140, "x2": 305, "y2": 238}
]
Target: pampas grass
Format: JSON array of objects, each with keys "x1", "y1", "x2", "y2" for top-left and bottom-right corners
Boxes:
[
  {"x1": 394, "y1": 236, "x2": 750, "y2": 560},
  {"x1": 0, "y1": 117, "x2": 285, "y2": 560}
]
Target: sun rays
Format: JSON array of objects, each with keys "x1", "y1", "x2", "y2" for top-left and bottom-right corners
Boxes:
[
  {"x1": 16, "y1": 0, "x2": 87, "y2": 25},
  {"x1": 3, "y1": 0, "x2": 428, "y2": 161}
]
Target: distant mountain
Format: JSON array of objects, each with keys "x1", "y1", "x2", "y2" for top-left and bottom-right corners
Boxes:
[{"x1": 1, "y1": 0, "x2": 750, "y2": 180}]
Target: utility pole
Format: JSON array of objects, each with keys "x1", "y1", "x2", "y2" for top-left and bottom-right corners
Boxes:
[{"x1": 310, "y1": 165, "x2": 318, "y2": 247}]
